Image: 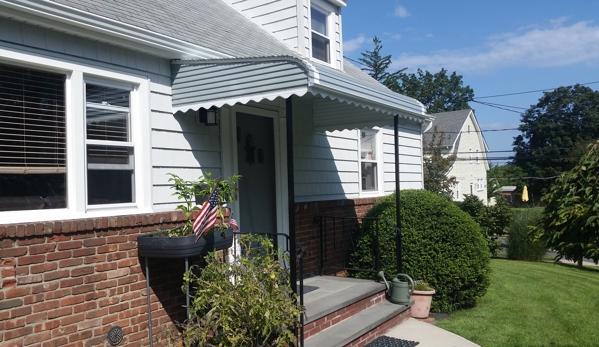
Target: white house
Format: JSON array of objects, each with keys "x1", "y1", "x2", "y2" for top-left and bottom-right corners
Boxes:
[
  {"x1": 424, "y1": 109, "x2": 490, "y2": 203},
  {"x1": 0, "y1": 0, "x2": 430, "y2": 226},
  {"x1": 0, "y1": 1, "x2": 431, "y2": 345}
]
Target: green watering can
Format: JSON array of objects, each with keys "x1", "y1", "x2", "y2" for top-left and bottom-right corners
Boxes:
[{"x1": 378, "y1": 271, "x2": 414, "y2": 305}]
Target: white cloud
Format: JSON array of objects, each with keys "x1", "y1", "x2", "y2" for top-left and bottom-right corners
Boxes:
[
  {"x1": 394, "y1": 5, "x2": 410, "y2": 18},
  {"x1": 343, "y1": 35, "x2": 366, "y2": 52},
  {"x1": 392, "y1": 20, "x2": 599, "y2": 74},
  {"x1": 391, "y1": 34, "x2": 402, "y2": 40},
  {"x1": 426, "y1": 33, "x2": 434, "y2": 38}
]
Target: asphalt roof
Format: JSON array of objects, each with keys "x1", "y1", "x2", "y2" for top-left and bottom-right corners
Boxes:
[
  {"x1": 50, "y1": 0, "x2": 299, "y2": 58},
  {"x1": 423, "y1": 109, "x2": 473, "y2": 147},
  {"x1": 49, "y1": 0, "x2": 382, "y2": 86}
]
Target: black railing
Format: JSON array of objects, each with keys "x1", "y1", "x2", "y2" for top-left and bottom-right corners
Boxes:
[
  {"x1": 314, "y1": 216, "x2": 400, "y2": 276},
  {"x1": 232, "y1": 232, "x2": 306, "y2": 347}
]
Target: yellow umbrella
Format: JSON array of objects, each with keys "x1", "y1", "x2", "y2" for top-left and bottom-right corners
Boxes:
[{"x1": 522, "y1": 186, "x2": 529, "y2": 202}]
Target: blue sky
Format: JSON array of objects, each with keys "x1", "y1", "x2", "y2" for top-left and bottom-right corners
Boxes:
[{"x1": 341, "y1": 1, "x2": 599, "y2": 163}]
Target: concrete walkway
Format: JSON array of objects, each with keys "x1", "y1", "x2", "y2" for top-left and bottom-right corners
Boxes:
[{"x1": 385, "y1": 318, "x2": 480, "y2": 347}]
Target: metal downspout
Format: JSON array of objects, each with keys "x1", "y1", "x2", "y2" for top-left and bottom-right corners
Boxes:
[{"x1": 394, "y1": 115, "x2": 402, "y2": 274}]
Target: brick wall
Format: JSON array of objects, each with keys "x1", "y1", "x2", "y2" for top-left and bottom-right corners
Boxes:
[
  {"x1": 0, "y1": 196, "x2": 381, "y2": 347},
  {"x1": 0, "y1": 212, "x2": 192, "y2": 347},
  {"x1": 295, "y1": 197, "x2": 381, "y2": 277}
]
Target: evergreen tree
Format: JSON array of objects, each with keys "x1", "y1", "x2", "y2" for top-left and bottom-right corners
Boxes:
[{"x1": 358, "y1": 36, "x2": 405, "y2": 89}]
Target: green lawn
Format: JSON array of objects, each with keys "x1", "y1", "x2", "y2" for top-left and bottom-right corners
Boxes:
[{"x1": 436, "y1": 259, "x2": 599, "y2": 347}]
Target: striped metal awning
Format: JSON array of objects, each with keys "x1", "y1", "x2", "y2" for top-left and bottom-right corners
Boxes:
[{"x1": 171, "y1": 57, "x2": 430, "y2": 132}]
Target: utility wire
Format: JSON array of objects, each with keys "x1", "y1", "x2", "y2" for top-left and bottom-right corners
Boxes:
[
  {"x1": 488, "y1": 176, "x2": 560, "y2": 180},
  {"x1": 474, "y1": 80, "x2": 599, "y2": 99}
]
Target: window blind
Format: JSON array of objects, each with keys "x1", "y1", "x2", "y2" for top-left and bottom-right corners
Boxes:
[{"x1": 0, "y1": 64, "x2": 66, "y2": 174}]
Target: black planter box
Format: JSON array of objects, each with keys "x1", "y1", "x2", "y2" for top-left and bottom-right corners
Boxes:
[{"x1": 137, "y1": 228, "x2": 234, "y2": 258}]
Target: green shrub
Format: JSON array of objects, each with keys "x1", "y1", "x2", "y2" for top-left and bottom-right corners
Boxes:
[
  {"x1": 507, "y1": 208, "x2": 546, "y2": 261},
  {"x1": 180, "y1": 234, "x2": 303, "y2": 346},
  {"x1": 351, "y1": 190, "x2": 491, "y2": 313},
  {"x1": 457, "y1": 195, "x2": 512, "y2": 256}
]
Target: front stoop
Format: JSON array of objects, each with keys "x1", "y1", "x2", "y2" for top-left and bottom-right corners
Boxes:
[{"x1": 302, "y1": 276, "x2": 411, "y2": 347}]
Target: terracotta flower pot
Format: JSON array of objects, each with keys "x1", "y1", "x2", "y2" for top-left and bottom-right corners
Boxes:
[{"x1": 411, "y1": 289, "x2": 435, "y2": 318}]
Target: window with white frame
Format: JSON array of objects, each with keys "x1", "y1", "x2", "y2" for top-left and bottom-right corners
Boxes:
[
  {"x1": 85, "y1": 83, "x2": 134, "y2": 205},
  {"x1": 455, "y1": 181, "x2": 461, "y2": 200},
  {"x1": 477, "y1": 178, "x2": 484, "y2": 191},
  {"x1": 469, "y1": 148, "x2": 472, "y2": 163},
  {"x1": 359, "y1": 129, "x2": 378, "y2": 192},
  {"x1": 0, "y1": 58, "x2": 148, "y2": 217},
  {"x1": 0, "y1": 63, "x2": 67, "y2": 211},
  {"x1": 310, "y1": 5, "x2": 330, "y2": 63},
  {"x1": 476, "y1": 149, "x2": 480, "y2": 163}
]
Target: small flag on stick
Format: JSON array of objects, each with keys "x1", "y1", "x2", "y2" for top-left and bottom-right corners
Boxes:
[{"x1": 193, "y1": 181, "x2": 220, "y2": 243}]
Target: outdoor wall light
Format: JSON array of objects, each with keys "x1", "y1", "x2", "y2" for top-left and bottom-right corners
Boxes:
[{"x1": 199, "y1": 106, "x2": 219, "y2": 126}]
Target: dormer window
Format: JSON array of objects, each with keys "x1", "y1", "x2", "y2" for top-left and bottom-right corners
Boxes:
[{"x1": 311, "y1": 6, "x2": 330, "y2": 63}]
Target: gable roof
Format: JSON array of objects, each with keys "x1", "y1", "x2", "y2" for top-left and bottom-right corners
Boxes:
[
  {"x1": 423, "y1": 109, "x2": 473, "y2": 148},
  {"x1": 10, "y1": 0, "x2": 429, "y2": 128}
]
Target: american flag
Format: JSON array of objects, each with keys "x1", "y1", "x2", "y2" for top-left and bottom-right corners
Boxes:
[
  {"x1": 193, "y1": 185, "x2": 219, "y2": 243},
  {"x1": 230, "y1": 213, "x2": 239, "y2": 232}
]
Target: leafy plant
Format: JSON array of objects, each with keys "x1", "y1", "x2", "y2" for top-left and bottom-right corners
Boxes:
[
  {"x1": 457, "y1": 195, "x2": 512, "y2": 256},
  {"x1": 507, "y1": 208, "x2": 546, "y2": 261},
  {"x1": 414, "y1": 280, "x2": 434, "y2": 291},
  {"x1": 423, "y1": 125, "x2": 457, "y2": 200},
  {"x1": 180, "y1": 234, "x2": 304, "y2": 347},
  {"x1": 166, "y1": 173, "x2": 241, "y2": 236},
  {"x1": 532, "y1": 140, "x2": 599, "y2": 266},
  {"x1": 351, "y1": 190, "x2": 491, "y2": 313}
]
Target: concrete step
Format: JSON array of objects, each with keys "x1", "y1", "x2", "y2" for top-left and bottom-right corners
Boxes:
[
  {"x1": 300, "y1": 276, "x2": 412, "y2": 346},
  {"x1": 304, "y1": 300, "x2": 411, "y2": 347}
]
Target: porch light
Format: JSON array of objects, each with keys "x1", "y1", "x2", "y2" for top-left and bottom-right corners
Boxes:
[{"x1": 199, "y1": 106, "x2": 219, "y2": 126}]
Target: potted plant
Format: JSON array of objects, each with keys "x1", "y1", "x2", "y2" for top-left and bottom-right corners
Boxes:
[
  {"x1": 170, "y1": 233, "x2": 304, "y2": 347},
  {"x1": 137, "y1": 173, "x2": 241, "y2": 258},
  {"x1": 411, "y1": 281, "x2": 436, "y2": 319}
]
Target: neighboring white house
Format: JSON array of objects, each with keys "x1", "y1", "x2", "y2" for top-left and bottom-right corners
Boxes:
[
  {"x1": 424, "y1": 109, "x2": 490, "y2": 203},
  {"x1": 0, "y1": 0, "x2": 430, "y2": 231}
]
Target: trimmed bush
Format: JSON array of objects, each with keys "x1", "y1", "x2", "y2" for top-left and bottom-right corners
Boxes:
[
  {"x1": 351, "y1": 190, "x2": 491, "y2": 313},
  {"x1": 507, "y1": 208, "x2": 546, "y2": 261}
]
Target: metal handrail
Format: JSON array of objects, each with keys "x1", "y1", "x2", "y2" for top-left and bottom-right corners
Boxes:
[{"x1": 314, "y1": 216, "x2": 400, "y2": 277}]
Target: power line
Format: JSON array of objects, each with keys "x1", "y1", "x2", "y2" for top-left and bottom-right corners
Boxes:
[
  {"x1": 474, "y1": 80, "x2": 599, "y2": 99},
  {"x1": 488, "y1": 176, "x2": 560, "y2": 180}
]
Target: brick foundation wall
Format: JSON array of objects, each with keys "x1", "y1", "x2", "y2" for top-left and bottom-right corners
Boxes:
[
  {"x1": 295, "y1": 197, "x2": 381, "y2": 277},
  {"x1": 0, "y1": 196, "x2": 381, "y2": 347},
  {"x1": 0, "y1": 212, "x2": 192, "y2": 347}
]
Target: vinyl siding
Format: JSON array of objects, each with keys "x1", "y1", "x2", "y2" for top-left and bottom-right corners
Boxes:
[
  {"x1": 223, "y1": 0, "x2": 300, "y2": 49},
  {"x1": 447, "y1": 116, "x2": 488, "y2": 203}
]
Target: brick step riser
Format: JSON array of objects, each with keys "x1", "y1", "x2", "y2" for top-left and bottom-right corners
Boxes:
[{"x1": 303, "y1": 290, "x2": 386, "y2": 339}]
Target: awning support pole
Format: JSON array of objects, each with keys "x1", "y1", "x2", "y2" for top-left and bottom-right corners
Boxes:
[
  {"x1": 286, "y1": 97, "x2": 297, "y2": 293},
  {"x1": 394, "y1": 115, "x2": 402, "y2": 274}
]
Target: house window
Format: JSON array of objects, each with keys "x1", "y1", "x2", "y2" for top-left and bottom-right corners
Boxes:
[
  {"x1": 359, "y1": 129, "x2": 378, "y2": 192},
  {"x1": 476, "y1": 149, "x2": 480, "y2": 163},
  {"x1": 311, "y1": 6, "x2": 330, "y2": 63},
  {"x1": 477, "y1": 179, "x2": 484, "y2": 191},
  {"x1": 469, "y1": 148, "x2": 472, "y2": 163},
  {"x1": 0, "y1": 52, "x2": 150, "y2": 222},
  {"x1": 85, "y1": 84, "x2": 134, "y2": 205},
  {"x1": 455, "y1": 181, "x2": 461, "y2": 200},
  {"x1": 0, "y1": 63, "x2": 67, "y2": 211}
]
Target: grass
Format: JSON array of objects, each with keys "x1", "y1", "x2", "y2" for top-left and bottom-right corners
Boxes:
[{"x1": 436, "y1": 259, "x2": 599, "y2": 347}]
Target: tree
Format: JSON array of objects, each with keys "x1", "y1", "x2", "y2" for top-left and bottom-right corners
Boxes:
[
  {"x1": 457, "y1": 194, "x2": 512, "y2": 256},
  {"x1": 358, "y1": 38, "x2": 474, "y2": 113},
  {"x1": 392, "y1": 68, "x2": 474, "y2": 113},
  {"x1": 533, "y1": 141, "x2": 599, "y2": 266},
  {"x1": 358, "y1": 36, "x2": 405, "y2": 89},
  {"x1": 423, "y1": 125, "x2": 457, "y2": 199},
  {"x1": 513, "y1": 85, "x2": 599, "y2": 198}
]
